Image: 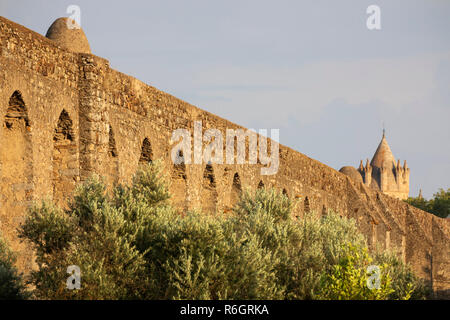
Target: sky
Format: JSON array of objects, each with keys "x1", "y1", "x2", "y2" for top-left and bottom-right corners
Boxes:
[{"x1": 1, "y1": 0, "x2": 449, "y2": 199}]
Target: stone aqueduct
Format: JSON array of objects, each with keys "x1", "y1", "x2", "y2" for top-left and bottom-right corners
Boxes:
[{"x1": 0, "y1": 16, "x2": 449, "y2": 297}]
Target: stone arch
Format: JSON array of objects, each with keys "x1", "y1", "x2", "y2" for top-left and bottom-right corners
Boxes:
[
  {"x1": 304, "y1": 196, "x2": 310, "y2": 213},
  {"x1": 201, "y1": 164, "x2": 217, "y2": 213},
  {"x1": 230, "y1": 172, "x2": 242, "y2": 207},
  {"x1": 52, "y1": 109, "x2": 78, "y2": 205},
  {"x1": 171, "y1": 149, "x2": 188, "y2": 211},
  {"x1": 4, "y1": 91, "x2": 30, "y2": 129},
  {"x1": 139, "y1": 137, "x2": 152, "y2": 164},
  {"x1": 258, "y1": 180, "x2": 265, "y2": 189},
  {"x1": 0, "y1": 90, "x2": 33, "y2": 232},
  {"x1": 106, "y1": 124, "x2": 119, "y2": 186}
]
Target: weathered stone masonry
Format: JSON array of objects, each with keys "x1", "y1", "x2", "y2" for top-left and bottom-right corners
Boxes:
[{"x1": 0, "y1": 16, "x2": 448, "y2": 297}]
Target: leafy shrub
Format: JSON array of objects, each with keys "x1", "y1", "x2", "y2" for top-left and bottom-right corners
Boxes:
[
  {"x1": 373, "y1": 250, "x2": 429, "y2": 300},
  {"x1": 231, "y1": 189, "x2": 396, "y2": 299},
  {"x1": 0, "y1": 235, "x2": 28, "y2": 299},
  {"x1": 19, "y1": 160, "x2": 426, "y2": 300},
  {"x1": 319, "y1": 244, "x2": 394, "y2": 300},
  {"x1": 154, "y1": 211, "x2": 282, "y2": 299},
  {"x1": 19, "y1": 166, "x2": 158, "y2": 299}
]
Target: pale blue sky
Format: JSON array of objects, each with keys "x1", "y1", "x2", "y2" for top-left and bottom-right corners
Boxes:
[{"x1": 2, "y1": 0, "x2": 449, "y2": 198}]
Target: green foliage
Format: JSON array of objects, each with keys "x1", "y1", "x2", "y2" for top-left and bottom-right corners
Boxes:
[
  {"x1": 233, "y1": 187, "x2": 293, "y2": 222},
  {"x1": 20, "y1": 201, "x2": 74, "y2": 255},
  {"x1": 373, "y1": 250, "x2": 429, "y2": 300},
  {"x1": 406, "y1": 196, "x2": 430, "y2": 212},
  {"x1": 0, "y1": 235, "x2": 28, "y2": 299},
  {"x1": 136, "y1": 207, "x2": 282, "y2": 299},
  {"x1": 280, "y1": 212, "x2": 368, "y2": 299},
  {"x1": 430, "y1": 188, "x2": 450, "y2": 219},
  {"x1": 406, "y1": 188, "x2": 450, "y2": 218},
  {"x1": 20, "y1": 160, "x2": 426, "y2": 300},
  {"x1": 18, "y1": 161, "x2": 172, "y2": 299},
  {"x1": 231, "y1": 189, "x2": 368, "y2": 299},
  {"x1": 319, "y1": 244, "x2": 394, "y2": 300}
]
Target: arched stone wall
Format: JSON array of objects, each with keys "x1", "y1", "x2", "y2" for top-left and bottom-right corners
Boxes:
[
  {"x1": 139, "y1": 137, "x2": 153, "y2": 164},
  {"x1": 0, "y1": 91, "x2": 34, "y2": 272},
  {"x1": 201, "y1": 164, "x2": 218, "y2": 213},
  {"x1": 0, "y1": 90, "x2": 33, "y2": 224},
  {"x1": 170, "y1": 150, "x2": 188, "y2": 211},
  {"x1": 52, "y1": 109, "x2": 78, "y2": 206},
  {"x1": 106, "y1": 124, "x2": 119, "y2": 186},
  {"x1": 230, "y1": 172, "x2": 242, "y2": 207}
]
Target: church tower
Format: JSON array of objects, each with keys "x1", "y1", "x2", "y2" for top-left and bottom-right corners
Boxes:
[{"x1": 357, "y1": 130, "x2": 410, "y2": 200}]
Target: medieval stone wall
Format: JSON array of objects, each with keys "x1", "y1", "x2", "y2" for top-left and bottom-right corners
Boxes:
[
  {"x1": 0, "y1": 16, "x2": 448, "y2": 297},
  {"x1": 0, "y1": 17, "x2": 81, "y2": 272}
]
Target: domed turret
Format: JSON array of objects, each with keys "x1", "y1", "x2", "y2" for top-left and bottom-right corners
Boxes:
[
  {"x1": 339, "y1": 166, "x2": 363, "y2": 182},
  {"x1": 339, "y1": 166, "x2": 363, "y2": 184},
  {"x1": 45, "y1": 17, "x2": 91, "y2": 54}
]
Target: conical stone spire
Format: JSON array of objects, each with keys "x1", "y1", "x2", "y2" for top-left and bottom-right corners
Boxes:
[{"x1": 370, "y1": 130, "x2": 396, "y2": 169}]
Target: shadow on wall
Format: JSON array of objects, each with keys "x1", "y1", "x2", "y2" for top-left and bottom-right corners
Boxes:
[
  {"x1": 139, "y1": 138, "x2": 153, "y2": 164},
  {"x1": 171, "y1": 150, "x2": 188, "y2": 211},
  {"x1": 1, "y1": 90, "x2": 33, "y2": 211},
  {"x1": 202, "y1": 164, "x2": 217, "y2": 213},
  {"x1": 230, "y1": 172, "x2": 242, "y2": 207},
  {"x1": 106, "y1": 124, "x2": 119, "y2": 186},
  {"x1": 52, "y1": 109, "x2": 77, "y2": 206}
]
